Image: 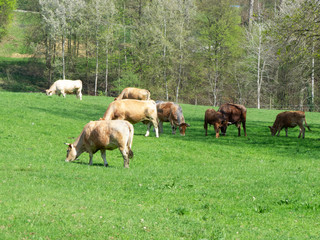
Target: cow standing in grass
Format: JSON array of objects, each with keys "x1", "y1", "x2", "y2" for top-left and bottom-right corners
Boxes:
[
  {"x1": 218, "y1": 103, "x2": 247, "y2": 136},
  {"x1": 115, "y1": 87, "x2": 150, "y2": 101},
  {"x1": 204, "y1": 109, "x2": 227, "y2": 138},
  {"x1": 65, "y1": 120, "x2": 134, "y2": 168},
  {"x1": 101, "y1": 99, "x2": 159, "y2": 138},
  {"x1": 156, "y1": 101, "x2": 190, "y2": 136},
  {"x1": 46, "y1": 80, "x2": 83, "y2": 100},
  {"x1": 268, "y1": 111, "x2": 311, "y2": 138}
]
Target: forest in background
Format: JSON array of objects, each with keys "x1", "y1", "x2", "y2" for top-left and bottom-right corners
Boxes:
[{"x1": 1, "y1": 0, "x2": 320, "y2": 110}]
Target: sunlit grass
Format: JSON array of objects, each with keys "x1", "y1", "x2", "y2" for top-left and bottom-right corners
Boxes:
[{"x1": 1, "y1": 92, "x2": 320, "y2": 239}]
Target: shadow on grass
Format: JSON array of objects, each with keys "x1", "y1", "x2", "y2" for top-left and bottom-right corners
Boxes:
[
  {"x1": 173, "y1": 118, "x2": 320, "y2": 159},
  {"x1": 28, "y1": 101, "x2": 107, "y2": 122},
  {"x1": 0, "y1": 58, "x2": 47, "y2": 92}
]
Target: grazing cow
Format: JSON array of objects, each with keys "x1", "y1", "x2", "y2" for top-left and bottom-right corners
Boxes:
[
  {"x1": 204, "y1": 109, "x2": 227, "y2": 138},
  {"x1": 65, "y1": 120, "x2": 134, "y2": 168},
  {"x1": 156, "y1": 101, "x2": 190, "y2": 136},
  {"x1": 218, "y1": 103, "x2": 247, "y2": 136},
  {"x1": 101, "y1": 99, "x2": 159, "y2": 137},
  {"x1": 268, "y1": 111, "x2": 311, "y2": 138},
  {"x1": 115, "y1": 87, "x2": 150, "y2": 101},
  {"x1": 46, "y1": 80, "x2": 82, "y2": 100}
]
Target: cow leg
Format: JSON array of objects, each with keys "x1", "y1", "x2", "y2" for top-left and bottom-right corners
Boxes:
[
  {"x1": 77, "y1": 90, "x2": 82, "y2": 100},
  {"x1": 61, "y1": 91, "x2": 66, "y2": 98},
  {"x1": 148, "y1": 120, "x2": 159, "y2": 138},
  {"x1": 159, "y1": 121, "x2": 164, "y2": 133},
  {"x1": 214, "y1": 125, "x2": 220, "y2": 138},
  {"x1": 89, "y1": 153, "x2": 93, "y2": 165},
  {"x1": 237, "y1": 123, "x2": 241, "y2": 136},
  {"x1": 171, "y1": 125, "x2": 176, "y2": 135},
  {"x1": 242, "y1": 121, "x2": 247, "y2": 136},
  {"x1": 120, "y1": 147, "x2": 129, "y2": 168},
  {"x1": 145, "y1": 122, "x2": 151, "y2": 137},
  {"x1": 298, "y1": 126, "x2": 305, "y2": 138},
  {"x1": 277, "y1": 129, "x2": 281, "y2": 137},
  {"x1": 285, "y1": 128, "x2": 288, "y2": 137},
  {"x1": 100, "y1": 150, "x2": 108, "y2": 167}
]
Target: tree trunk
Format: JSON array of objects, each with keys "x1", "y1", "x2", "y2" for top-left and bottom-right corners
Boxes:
[
  {"x1": 176, "y1": 24, "x2": 183, "y2": 103},
  {"x1": 249, "y1": 0, "x2": 255, "y2": 30},
  {"x1": 95, "y1": 39, "x2": 99, "y2": 96},
  {"x1": 163, "y1": 17, "x2": 168, "y2": 101},
  {"x1": 311, "y1": 38, "x2": 315, "y2": 107},
  {"x1": 62, "y1": 34, "x2": 66, "y2": 80},
  {"x1": 123, "y1": 1, "x2": 127, "y2": 65},
  {"x1": 105, "y1": 47, "x2": 109, "y2": 96}
]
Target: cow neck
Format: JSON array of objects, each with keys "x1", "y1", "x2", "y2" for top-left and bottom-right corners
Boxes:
[{"x1": 73, "y1": 131, "x2": 86, "y2": 155}]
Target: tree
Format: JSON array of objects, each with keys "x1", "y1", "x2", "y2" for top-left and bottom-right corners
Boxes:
[
  {"x1": 196, "y1": 0, "x2": 243, "y2": 106},
  {"x1": 0, "y1": 0, "x2": 16, "y2": 40}
]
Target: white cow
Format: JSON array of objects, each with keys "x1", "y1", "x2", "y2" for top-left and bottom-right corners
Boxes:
[
  {"x1": 65, "y1": 120, "x2": 134, "y2": 168},
  {"x1": 46, "y1": 80, "x2": 82, "y2": 100}
]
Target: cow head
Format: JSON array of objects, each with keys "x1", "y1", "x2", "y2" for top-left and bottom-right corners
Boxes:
[
  {"x1": 268, "y1": 126, "x2": 277, "y2": 136},
  {"x1": 65, "y1": 143, "x2": 77, "y2": 162},
  {"x1": 178, "y1": 123, "x2": 190, "y2": 136},
  {"x1": 46, "y1": 90, "x2": 53, "y2": 96},
  {"x1": 219, "y1": 119, "x2": 230, "y2": 136}
]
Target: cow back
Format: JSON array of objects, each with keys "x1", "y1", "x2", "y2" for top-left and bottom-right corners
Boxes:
[{"x1": 103, "y1": 99, "x2": 157, "y2": 124}]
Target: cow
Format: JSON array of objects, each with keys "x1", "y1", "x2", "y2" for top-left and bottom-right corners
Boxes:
[
  {"x1": 218, "y1": 103, "x2": 247, "y2": 136},
  {"x1": 115, "y1": 87, "x2": 151, "y2": 101},
  {"x1": 268, "y1": 111, "x2": 311, "y2": 138},
  {"x1": 204, "y1": 109, "x2": 227, "y2": 138},
  {"x1": 65, "y1": 120, "x2": 134, "y2": 168},
  {"x1": 46, "y1": 80, "x2": 82, "y2": 100},
  {"x1": 101, "y1": 99, "x2": 159, "y2": 138},
  {"x1": 156, "y1": 101, "x2": 190, "y2": 136}
]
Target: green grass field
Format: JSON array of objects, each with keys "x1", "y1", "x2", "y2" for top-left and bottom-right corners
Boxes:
[{"x1": 1, "y1": 91, "x2": 320, "y2": 239}]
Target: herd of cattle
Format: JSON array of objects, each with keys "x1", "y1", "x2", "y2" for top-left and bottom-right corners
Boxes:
[{"x1": 46, "y1": 80, "x2": 311, "y2": 168}]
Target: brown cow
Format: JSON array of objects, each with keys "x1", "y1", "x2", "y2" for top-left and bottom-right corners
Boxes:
[
  {"x1": 268, "y1": 111, "x2": 311, "y2": 138},
  {"x1": 204, "y1": 109, "x2": 227, "y2": 138},
  {"x1": 101, "y1": 99, "x2": 159, "y2": 137},
  {"x1": 65, "y1": 120, "x2": 134, "y2": 168},
  {"x1": 156, "y1": 101, "x2": 190, "y2": 136},
  {"x1": 115, "y1": 87, "x2": 150, "y2": 101},
  {"x1": 218, "y1": 103, "x2": 247, "y2": 136}
]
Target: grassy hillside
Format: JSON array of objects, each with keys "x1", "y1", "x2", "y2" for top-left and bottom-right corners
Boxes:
[{"x1": 1, "y1": 92, "x2": 320, "y2": 239}]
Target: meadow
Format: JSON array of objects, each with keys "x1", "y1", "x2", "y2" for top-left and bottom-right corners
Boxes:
[{"x1": 1, "y1": 91, "x2": 320, "y2": 239}]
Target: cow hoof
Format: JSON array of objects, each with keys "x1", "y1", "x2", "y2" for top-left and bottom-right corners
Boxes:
[{"x1": 105, "y1": 164, "x2": 109, "y2": 167}]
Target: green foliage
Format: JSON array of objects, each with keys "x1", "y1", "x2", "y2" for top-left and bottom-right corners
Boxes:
[
  {"x1": 1, "y1": 92, "x2": 320, "y2": 239},
  {"x1": 16, "y1": 0, "x2": 39, "y2": 11},
  {"x1": 0, "y1": 0, "x2": 16, "y2": 39}
]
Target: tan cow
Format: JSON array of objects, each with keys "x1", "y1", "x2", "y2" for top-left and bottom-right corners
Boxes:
[
  {"x1": 65, "y1": 120, "x2": 134, "y2": 168},
  {"x1": 268, "y1": 111, "x2": 311, "y2": 138},
  {"x1": 156, "y1": 101, "x2": 190, "y2": 136},
  {"x1": 204, "y1": 109, "x2": 227, "y2": 138},
  {"x1": 115, "y1": 87, "x2": 150, "y2": 101},
  {"x1": 46, "y1": 80, "x2": 82, "y2": 100},
  {"x1": 101, "y1": 99, "x2": 159, "y2": 137}
]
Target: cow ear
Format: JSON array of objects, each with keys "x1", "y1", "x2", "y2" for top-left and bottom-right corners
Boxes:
[
  {"x1": 268, "y1": 126, "x2": 271, "y2": 129},
  {"x1": 186, "y1": 123, "x2": 190, "y2": 127},
  {"x1": 64, "y1": 143, "x2": 72, "y2": 148}
]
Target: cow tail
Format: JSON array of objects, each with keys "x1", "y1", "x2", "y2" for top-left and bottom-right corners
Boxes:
[
  {"x1": 304, "y1": 117, "x2": 311, "y2": 131},
  {"x1": 127, "y1": 123, "x2": 134, "y2": 159}
]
